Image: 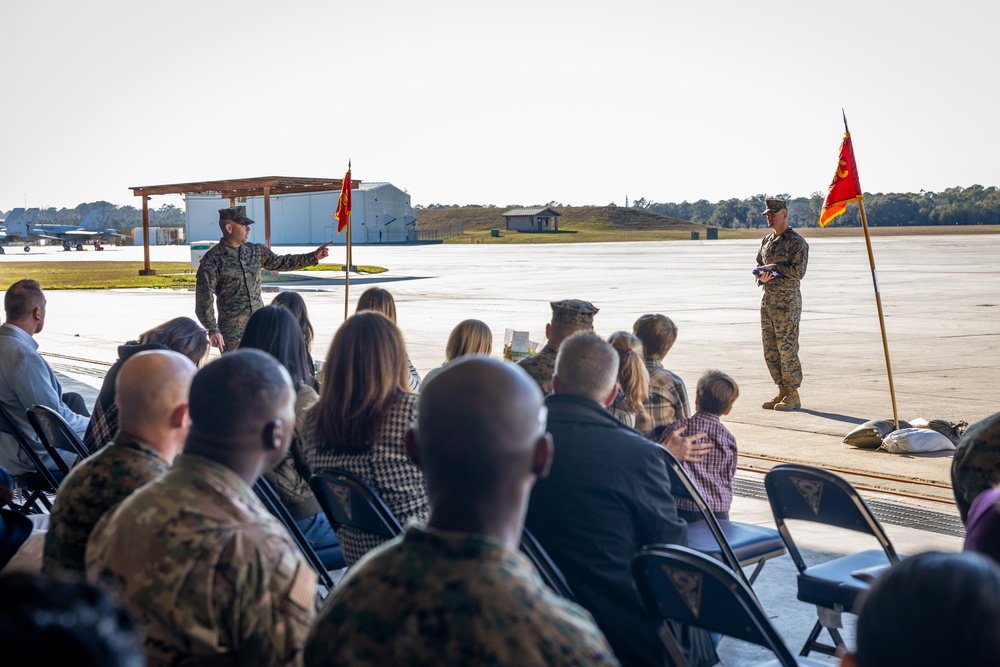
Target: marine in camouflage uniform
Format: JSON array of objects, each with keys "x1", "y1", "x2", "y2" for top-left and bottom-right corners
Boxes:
[
  {"x1": 756, "y1": 198, "x2": 809, "y2": 409},
  {"x1": 304, "y1": 525, "x2": 619, "y2": 667},
  {"x1": 43, "y1": 432, "x2": 170, "y2": 574},
  {"x1": 518, "y1": 299, "x2": 599, "y2": 395},
  {"x1": 86, "y1": 454, "x2": 317, "y2": 666},
  {"x1": 195, "y1": 206, "x2": 328, "y2": 352},
  {"x1": 952, "y1": 411, "x2": 1000, "y2": 522}
]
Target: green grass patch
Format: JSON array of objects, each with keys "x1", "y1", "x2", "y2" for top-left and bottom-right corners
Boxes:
[{"x1": 0, "y1": 261, "x2": 387, "y2": 290}]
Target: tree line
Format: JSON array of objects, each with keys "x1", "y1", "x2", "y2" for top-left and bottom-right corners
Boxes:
[
  {"x1": 0, "y1": 202, "x2": 186, "y2": 228},
  {"x1": 631, "y1": 185, "x2": 1000, "y2": 229}
]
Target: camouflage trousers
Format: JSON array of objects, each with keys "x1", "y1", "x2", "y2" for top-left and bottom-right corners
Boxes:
[
  {"x1": 760, "y1": 289, "x2": 802, "y2": 390},
  {"x1": 219, "y1": 311, "x2": 252, "y2": 354}
]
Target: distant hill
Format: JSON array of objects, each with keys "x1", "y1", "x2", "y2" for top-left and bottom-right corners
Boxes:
[{"x1": 417, "y1": 206, "x2": 705, "y2": 234}]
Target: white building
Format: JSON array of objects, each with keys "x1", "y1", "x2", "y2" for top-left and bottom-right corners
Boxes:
[{"x1": 184, "y1": 182, "x2": 417, "y2": 245}]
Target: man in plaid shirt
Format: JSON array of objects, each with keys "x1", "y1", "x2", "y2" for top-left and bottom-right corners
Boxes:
[
  {"x1": 664, "y1": 370, "x2": 739, "y2": 521},
  {"x1": 633, "y1": 314, "x2": 690, "y2": 439}
]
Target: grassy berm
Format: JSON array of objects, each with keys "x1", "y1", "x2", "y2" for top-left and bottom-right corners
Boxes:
[{"x1": 418, "y1": 206, "x2": 1000, "y2": 243}]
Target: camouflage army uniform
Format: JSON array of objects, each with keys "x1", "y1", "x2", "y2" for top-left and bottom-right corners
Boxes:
[
  {"x1": 195, "y1": 242, "x2": 318, "y2": 352},
  {"x1": 304, "y1": 525, "x2": 620, "y2": 667},
  {"x1": 635, "y1": 359, "x2": 690, "y2": 439},
  {"x1": 86, "y1": 454, "x2": 317, "y2": 667},
  {"x1": 756, "y1": 227, "x2": 809, "y2": 390},
  {"x1": 517, "y1": 344, "x2": 558, "y2": 395},
  {"x1": 43, "y1": 432, "x2": 169, "y2": 574},
  {"x1": 952, "y1": 412, "x2": 1000, "y2": 522}
]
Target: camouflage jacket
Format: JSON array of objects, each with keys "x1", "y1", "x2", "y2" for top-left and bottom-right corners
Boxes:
[
  {"x1": 43, "y1": 432, "x2": 169, "y2": 574},
  {"x1": 195, "y1": 241, "x2": 318, "y2": 346},
  {"x1": 756, "y1": 228, "x2": 809, "y2": 294},
  {"x1": 953, "y1": 411, "x2": 1000, "y2": 522},
  {"x1": 517, "y1": 344, "x2": 558, "y2": 395},
  {"x1": 304, "y1": 525, "x2": 620, "y2": 667},
  {"x1": 87, "y1": 454, "x2": 317, "y2": 667}
]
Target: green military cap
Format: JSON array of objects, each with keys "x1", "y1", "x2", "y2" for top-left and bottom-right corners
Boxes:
[
  {"x1": 550, "y1": 299, "x2": 599, "y2": 327},
  {"x1": 762, "y1": 198, "x2": 787, "y2": 215},
  {"x1": 219, "y1": 205, "x2": 255, "y2": 225}
]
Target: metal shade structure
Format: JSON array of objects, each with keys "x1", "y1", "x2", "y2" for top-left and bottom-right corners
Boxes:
[{"x1": 129, "y1": 176, "x2": 359, "y2": 275}]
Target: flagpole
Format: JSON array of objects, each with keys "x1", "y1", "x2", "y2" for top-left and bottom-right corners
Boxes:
[
  {"x1": 344, "y1": 213, "x2": 351, "y2": 320},
  {"x1": 857, "y1": 200, "x2": 900, "y2": 429}
]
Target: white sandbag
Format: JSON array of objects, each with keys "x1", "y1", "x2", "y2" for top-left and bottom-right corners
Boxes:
[
  {"x1": 844, "y1": 419, "x2": 911, "y2": 448},
  {"x1": 880, "y1": 427, "x2": 956, "y2": 454}
]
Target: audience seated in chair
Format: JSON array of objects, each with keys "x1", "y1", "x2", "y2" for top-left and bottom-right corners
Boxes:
[
  {"x1": 43, "y1": 350, "x2": 195, "y2": 574},
  {"x1": 0, "y1": 570, "x2": 144, "y2": 667},
  {"x1": 0, "y1": 279, "x2": 89, "y2": 479},
  {"x1": 421, "y1": 318, "x2": 493, "y2": 387},
  {"x1": 304, "y1": 357, "x2": 619, "y2": 666},
  {"x1": 516, "y1": 299, "x2": 599, "y2": 396},
  {"x1": 952, "y1": 410, "x2": 1000, "y2": 522},
  {"x1": 963, "y1": 482, "x2": 1000, "y2": 565},
  {"x1": 87, "y1": 349, "x2": 317, "y2": 666},
  {"x1": 84, "y1": 316, "x2": 208, "y2": 453},
  {"x1": 355, "y1": 287, "x2": 422, "y2": 390},
  {"x1": 633, "y1": 313, "x2": 690, "y2": 439},
  {"x1": 841, "y1": 551, "x2": 1000, "y2": 667},
  {"x1": 302, "y1": 312, "x2": 428, "y2": 566},
  {"x1": 524, "y1": 331, "x2": 717, "y2": 667},
  {"x1": 606, "y1": 331, "x2": 649, "y2": 429}
]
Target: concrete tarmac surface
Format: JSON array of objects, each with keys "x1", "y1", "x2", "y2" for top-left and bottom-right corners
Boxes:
[{"x1": 7, "y1": 233, "x2": 995, "y2": 663}]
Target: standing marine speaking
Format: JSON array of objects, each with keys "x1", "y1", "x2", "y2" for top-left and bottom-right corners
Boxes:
[
  {"x1": 195, "y1": 206, "x2": 332, "y2": 352},
  {"x1": 755, "y1": 198, "x2": 809, "y2": 411}
]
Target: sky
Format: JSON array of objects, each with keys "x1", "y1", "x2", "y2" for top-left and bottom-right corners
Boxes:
[{"x1": 2, "y1": 0, "x2": 997, "y2": 212}]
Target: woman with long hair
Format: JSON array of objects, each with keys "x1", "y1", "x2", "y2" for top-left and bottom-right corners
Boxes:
[
  {"x1": 302, "y1": 311, "x2": 427, "y2": 565},
  {"x1": 84, "y1": 317, "x2": 209, "y2": 453},
  {"x1": 607, "y1": 331, "x2": 649, "y2": 429},
  {"x1": 355, "y1": 287, "x2": 422, "y2": 390},
  {"x1": 239, "y1": 306, "x2": 343, "y2": 570},
  {"x1": 271, "y1": 291, "x2": 314, "y2": 356},
  {"x1": 422, "y1": 319, "x2": 493, "y2": 387}
]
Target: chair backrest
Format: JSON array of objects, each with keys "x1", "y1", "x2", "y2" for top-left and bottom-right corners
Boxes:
[
  {"x1": 28, "y1": 404, "x2": 91, "y2": 459},
  {"x1": 26, "y1": 407, "x2": 86, "y2": 478},
  {"x1": 658, "y1": 448, "x2": 747, "y2": 584},
  {"x1": 632, "y1": 545, "x2": 801, "y2": 667},
  {"x1": 310, "y1": 468, "x2": 403, "y2": 539},
  {"x1": 764, "y1": 463, "x2": 900, "y2": 571},
  {"x1": 0, "y1": 403, "x2": 61, "y2": 492},
  {"x1": 519, "y1": 527, "x2": 576, "y2": 601},
  {"x1": 253, "y1": 477, "x2": 335, "y2": 595}
]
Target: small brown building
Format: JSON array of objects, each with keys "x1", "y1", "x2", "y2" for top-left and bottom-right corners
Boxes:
[{"x1": 502, "y1": 207, "x2": 560, "y2": 232}]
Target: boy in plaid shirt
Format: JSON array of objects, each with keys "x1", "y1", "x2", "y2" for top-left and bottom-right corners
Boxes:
[{"x1": 664, "y1": 370, "x2": 739, "y2": 521}]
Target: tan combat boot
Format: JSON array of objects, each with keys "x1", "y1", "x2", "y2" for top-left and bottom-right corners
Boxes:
[
  {"x1": 762, "y1": 388, "x2": 787, "y2": 410},
  {"x1": 774, "y1": 389, "x2": 801, "y2": 411}
]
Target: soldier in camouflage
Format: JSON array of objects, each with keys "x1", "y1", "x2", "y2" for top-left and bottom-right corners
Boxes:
[
  {"x1": 952, "y1": 412, "x2": 1000, "y2": 522},
  {"x1": 195, "y1": 206, "x2": 332, "y2": 352},
  {"x1": 517, "y1": 299, "x2": 599, "y2": 395},
  {"x1": 304, "y1": 357, "x2": 619, "y2": 666},
  {"x1": 87, "y1": 350, "x2": 317, "y2": 666},
  {"x1": 756, "y1": 198, "x2": 809, "y2": 411},
  {"x1": 44, "y1": 350, "x2": 196, "y2": 574}
]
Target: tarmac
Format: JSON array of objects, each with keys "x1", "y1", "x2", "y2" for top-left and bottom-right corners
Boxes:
[{"x1": 8, "y1": 233, "x2": 997, "y2": 663}]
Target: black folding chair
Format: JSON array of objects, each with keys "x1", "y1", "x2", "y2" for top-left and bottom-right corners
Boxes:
[
  {"x1": 632, "y1": 545, "x2": 828, "y2": 667},
  {"x1": 310, "y1": 468, "x2": 404, "y2": 541},
  {"x1": 253, "y1": 477, "x2": 335, "y2": 597},
  {"x1": 0, "y1": 404, "x2": 58, "y2": 513},
  {"x1": 27, "y1": 404, "x2": 91, "y2": 466},
  {"x1": 519, "y1": 527, "x2": 576, "y2": 601},
  {"x1": 660, "y1": 448, "x2": 786, "y2": 587},
  {"x1": 765, "y1": 463, "x2": 902, "y2": 657}
]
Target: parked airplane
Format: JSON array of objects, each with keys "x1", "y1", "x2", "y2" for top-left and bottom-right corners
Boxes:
[{"x1": 0, "y1": 208, "x2": 127, "y2": 253}]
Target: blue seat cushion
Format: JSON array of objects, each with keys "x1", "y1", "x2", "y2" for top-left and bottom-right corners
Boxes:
[
  {"x1": 686, "y1": 520, "x2": 787, "y2": 565},
  {"x1": 796, "y1": 549, "x2": 891, "y2": 611}
]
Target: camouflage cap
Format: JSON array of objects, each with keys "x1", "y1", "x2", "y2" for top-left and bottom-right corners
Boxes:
[
  {"x1": 550, "y1": 299, "x2": 599, "y2": 328},
  {"x1": 762, "y1": 199, "x2": 787, "y2": 215},
  {"x1": 219, "y1": 206, "x2": 255, "y2": 225}
]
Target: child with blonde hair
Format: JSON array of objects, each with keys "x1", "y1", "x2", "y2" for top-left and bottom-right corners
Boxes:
[{"x1": 607, "y1": 332, "x2": 649, "y2": 429}]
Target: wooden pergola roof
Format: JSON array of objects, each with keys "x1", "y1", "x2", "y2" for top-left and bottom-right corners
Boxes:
[{"x1": 129, "y1": 176, "x2": 359, "y2": 275}]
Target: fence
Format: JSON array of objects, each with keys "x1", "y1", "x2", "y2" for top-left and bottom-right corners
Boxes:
[{"x1": 416, "y1": 223, "x2": 464, "y2": 241}]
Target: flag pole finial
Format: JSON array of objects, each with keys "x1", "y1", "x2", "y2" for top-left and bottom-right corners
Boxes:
[{"x1": 842, "y1": 108, "x2": 850, "y2": 134}]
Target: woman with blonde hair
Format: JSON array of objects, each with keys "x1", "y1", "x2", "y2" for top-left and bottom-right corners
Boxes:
[
  {"x1": 356, "y1": 287, "x2": 422, "y2": 390},
  {"x1": 422, "y1": 319, "x2": 493, "y2": 387},
  {"x1": 84, "y1": 317, "x2": 209, "y2": 452},
  {"x1": 302, "y1": 311, "x2": 428, "y2": 565},
  {"x1": 607, "y1": 331, "x2": 649, "y2": 429}
]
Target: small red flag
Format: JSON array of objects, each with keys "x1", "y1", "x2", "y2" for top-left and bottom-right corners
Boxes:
[
  {"x1": 335, "y1": 164, "x2": 352, "y2": 233},
  {"x1": 819, "y1": 133, "x2": 863, "y2": 227}
]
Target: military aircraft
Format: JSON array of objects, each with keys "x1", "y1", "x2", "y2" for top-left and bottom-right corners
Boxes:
[{"x1": 0, "y1": 208, "x2": 128, "y2": 253}]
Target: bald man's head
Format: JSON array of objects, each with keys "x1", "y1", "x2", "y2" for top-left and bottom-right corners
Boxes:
[
  {"x1": 116, "y1": 350, "x2": 197, "y2": 458},
  {"x1": 413, "y1": 358, "x2": 550, "y2": 505},
  {"x1": 553, "y1": 332, "x2": 619, "y2": 404}
]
